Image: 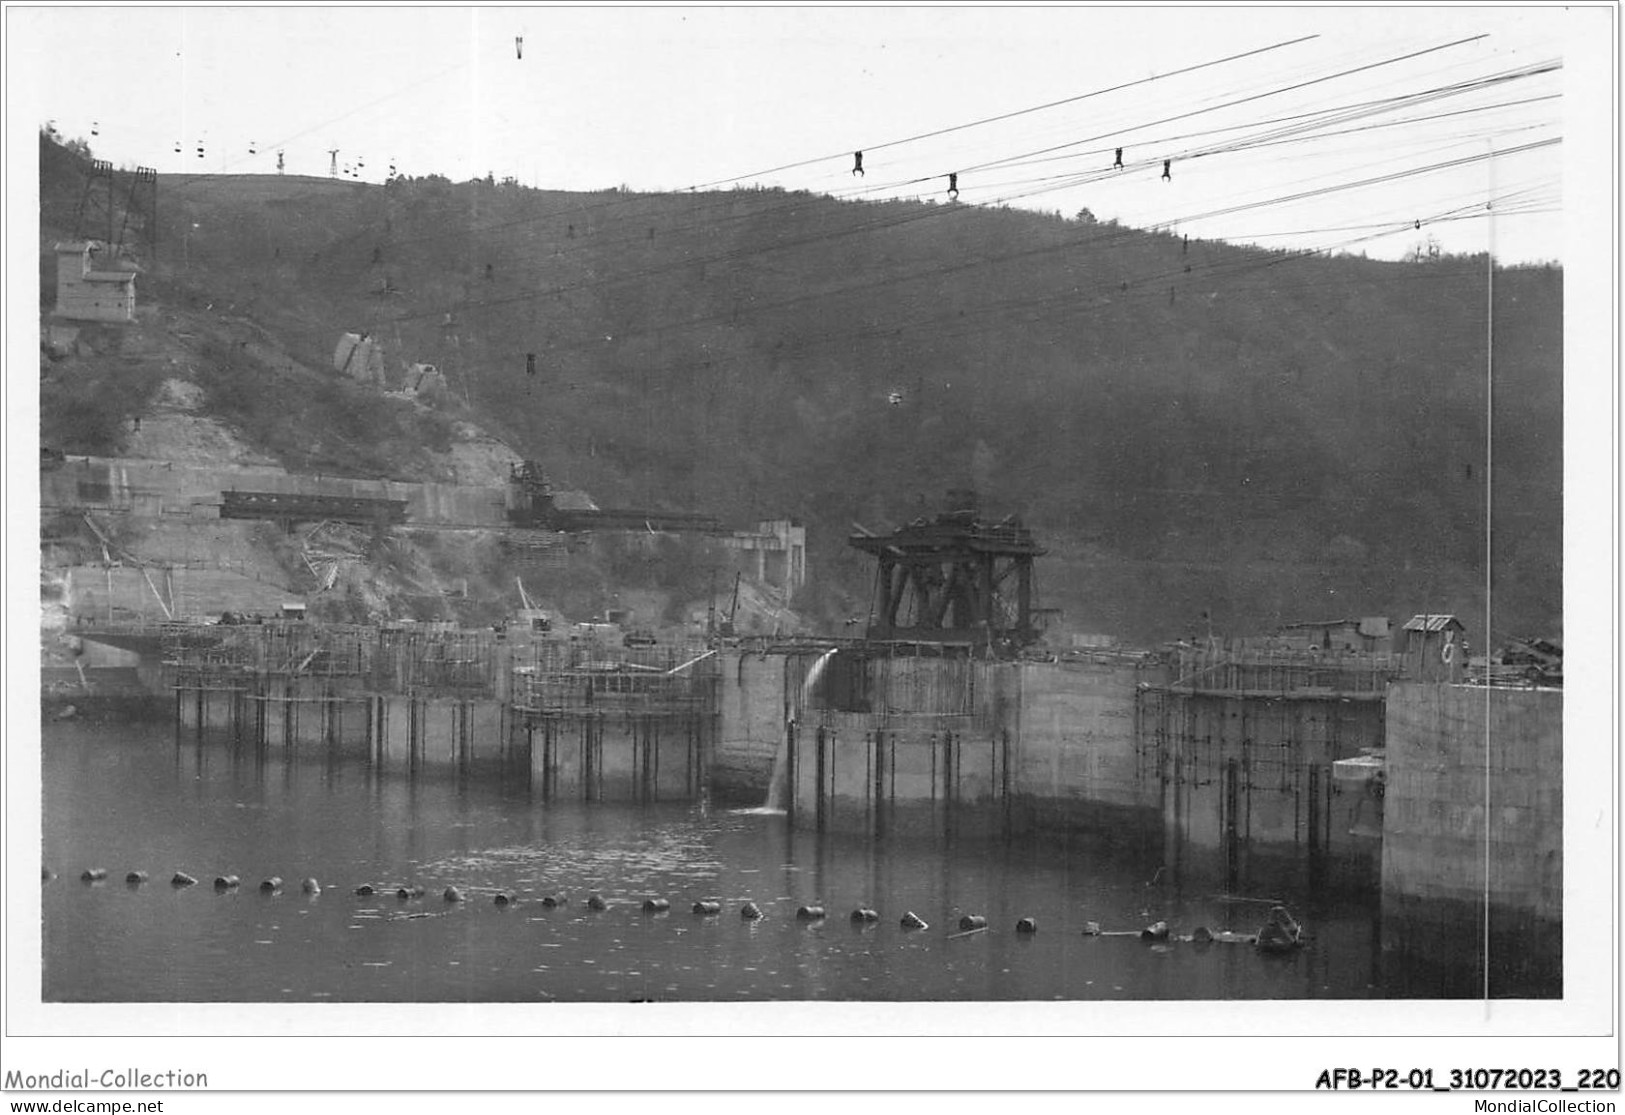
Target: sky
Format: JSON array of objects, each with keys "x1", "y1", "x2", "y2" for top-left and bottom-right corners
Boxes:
[{"x1": 8, "y1": 3, "x2": 1609, "y2": 264}]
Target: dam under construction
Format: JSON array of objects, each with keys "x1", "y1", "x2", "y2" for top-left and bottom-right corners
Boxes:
[
  {"x1": 55, "y1": 582, "x2": 1559, "y2": 999},
  {"x1": 43, "y1": 487, "x2": 1562, "y2": 1000}
]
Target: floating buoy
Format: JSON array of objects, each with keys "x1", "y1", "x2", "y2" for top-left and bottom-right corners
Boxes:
[
  {"x1": 80, "y1": 868, "x2": 108, "y2": 882},
  {"x1": 642, "y1": 897, "x2": 671, "y2": 913},
  {"x1": 214, "y1": 875, "x2": 240, "y2": 891},
  {"x1": 125, "y1": 871, "x2": 149, "y2": 885},
  {"x1": 302, "y1": 878, "x2": 321, "y2": 895},
  {"x1": 397, "y1": 885, "x2": 426, "y2": 900},
  {"x1": 692, "y1": 900, "x2": 722, "y2": 916},
  {"x1": 1254, "y1": 906, "x2": 1305, "y2": 954},
  {"x1": 541, "y1": 894, "x2": 566, "y2": 908},
  {"x1": 443, "y1": 886, "x2": 464, "y2": 903},
  {"x1": 1015, "y1": 917, "x2": 1038, "y2": 934},
  {"x1": 172, "y1": 872, "x2": 198, "y2": 888},
  {"x1": 1256, "y1": 929, "x2": 1299, "y2": 954},
  {"x1": 259, "y1": 876, "x2": 283, "y2": 893},
  {"x1": 1191, "y1": 925, "x2": 1213, "y2": 944},
  {"x1": 795, "y1": 905, "x2": 826, "y2": 921},
  {"x1": 587, "y1": 893, "x2": 608, "y2": 911},
  {"x1": 353, "y1": 884, "x2": 375, "y2": 897},
  {"x1": 850, "y1": 908, "x2": 880, "y2": 923},
  {"x1": 958, "y1": 914, "x2": 988, "y2": 931},
  {"x1": 493, "y1": 892, "x2": 514, "y2": 907},
  {"x1": 1140, "y1": 921, "x2": 1169, "y2": 942},
  {"x1": 740, "y1": 901, "x2": 763, "y2": 920},
  {"x1": 900, "y1": 911, "x2": 928, "y2": 930}
]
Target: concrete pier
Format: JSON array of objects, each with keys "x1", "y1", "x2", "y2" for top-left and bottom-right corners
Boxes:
[
  {"x1": 513, "y1": 710, "x2": 711, "y2": 802},
  {"x1": 786, "y1": 715, "x2": 1012, "y2": 840},
  {"x1": 168, "y1": 622, "x2": 719, "y2": 803},
  {"x1": 1380, "y1": 682, "x2": 1561, "y2": 996}
]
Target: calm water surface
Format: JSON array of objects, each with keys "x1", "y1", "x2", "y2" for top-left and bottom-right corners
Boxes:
[{"x1": 43, "y1": 718, "x2": 1397, "y2": 1002}]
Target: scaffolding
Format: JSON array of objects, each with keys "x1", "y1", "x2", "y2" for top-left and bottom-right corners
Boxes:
[
  {"x1": 508, "y1": 637, "x2": 717, "y2": 716},
  {"x1": 164, "y1": 622, "x2": 498, "y2": 698},
  {"x1": 1154, "y1": 646, "x2": 1401, "y2": 700}
]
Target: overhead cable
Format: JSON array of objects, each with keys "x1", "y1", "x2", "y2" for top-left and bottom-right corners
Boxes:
[{"x1": 683, "y1": 34, "x2": 1320, "y2": 190}]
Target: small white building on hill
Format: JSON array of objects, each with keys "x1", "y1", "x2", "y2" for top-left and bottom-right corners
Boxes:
[{"x1": 54, "y1": 240, "x2": 137, "y2": 322}]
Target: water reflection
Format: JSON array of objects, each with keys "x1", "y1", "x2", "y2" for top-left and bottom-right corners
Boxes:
[{"x1": 41, "y1": 718, "x2": 1436, "y2": 1002}]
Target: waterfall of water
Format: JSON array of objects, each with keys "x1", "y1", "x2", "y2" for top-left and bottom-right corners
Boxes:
[
  {"x1": 760, "y1": 647, "x2": 837, "y2": 812},
  {"x1": 761, "y1": 740, "x2": 791, "y2": 813}
]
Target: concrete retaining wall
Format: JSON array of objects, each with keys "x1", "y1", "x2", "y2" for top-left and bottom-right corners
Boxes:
[
  {"x1": 1380, "y1": 682, "x2": 1561, "y2": 996},
  {"x1": 1012, "y1": 659, "x2": 1152, "y2": 820}
]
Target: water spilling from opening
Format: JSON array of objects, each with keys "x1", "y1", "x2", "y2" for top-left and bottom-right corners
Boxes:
[
  {"x1": 757, "y1": 749, "x2": 791, "y2": 814},
  {"x1": 760, "y1": 648, "x2": 838, "y2": 812}
]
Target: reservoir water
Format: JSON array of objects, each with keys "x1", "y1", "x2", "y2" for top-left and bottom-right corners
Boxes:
[{"x1": 41, "y1": 715, "x2": 1455, "y2": 1002}]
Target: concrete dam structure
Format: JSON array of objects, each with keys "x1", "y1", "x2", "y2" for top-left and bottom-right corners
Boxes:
[
  {"x1": 58, "y1": 466, "x2": 1561, "y2": 995},
  {"x1": 713, "y1": 643, "x2": 1388, "y2": 893},
  {"x1": 143, "y1": 615, "x2": 1560, "y2": 994},
  {"x1": 168, "y1": 627, "x2": 1391, "y2": 889}
]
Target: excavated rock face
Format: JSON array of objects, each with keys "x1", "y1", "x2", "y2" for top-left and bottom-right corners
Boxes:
[
  {"x1": 124, "y1": 410, "x2": 278, "y2": 466},
  {"x1": 444, "y1": 422, "x2": 520, "y2": 488}
]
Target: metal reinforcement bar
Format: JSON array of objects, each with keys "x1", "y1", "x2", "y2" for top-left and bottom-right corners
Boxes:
[
  {"x1": 1160, "y1": 650, "x2": 1401, "y2": 697},
  {"x1": 163, "y1": 622, "x2": 504, "y2": 698},
  {"x1": 732, "y1": 635, "x2": 980, "y2": 658},
  {"x1": 509, "y1": 669, "x2": 715, "y2": 715}
]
